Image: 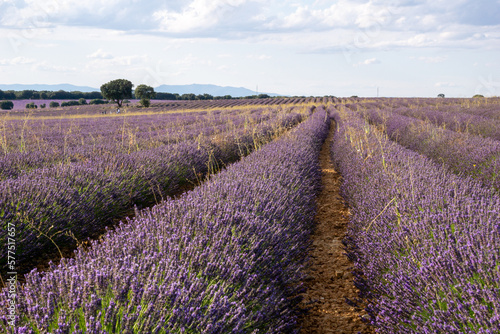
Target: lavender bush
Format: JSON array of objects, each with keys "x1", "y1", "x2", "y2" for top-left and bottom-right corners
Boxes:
[
  {"x1": 0, "y1": 108, "x2": 274, "y2": 179},
  {"x1": 0, "y1": 107, "x2": 329, "y2": 333},
  {"x1": 330, "y1": 106, "x2": 500, "y2": 333},
  {"x1": 0, "y1": 108, "x2": 303, "y2": 277},
  {"x1": 361, "y1": 108, "x2": 500, "y2": 192},
  {"x1": 384, "y1": 105, "x2": 500, "y2": 141}
]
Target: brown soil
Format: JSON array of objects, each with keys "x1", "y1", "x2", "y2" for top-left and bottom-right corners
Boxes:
[{"x1": 299, "y1": 121, "x2": 374, "y2": 334}]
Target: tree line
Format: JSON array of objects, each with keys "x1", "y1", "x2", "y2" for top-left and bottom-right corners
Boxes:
[
  {"x1": 0, "y1": 79, "x2": 279, "y2": 110},
  {"x1": 0, "y1": 90, "x2": 103, "y2": 100},
  {"x1": 0, "y1": 88, "x2": 273, "y2": 101}
]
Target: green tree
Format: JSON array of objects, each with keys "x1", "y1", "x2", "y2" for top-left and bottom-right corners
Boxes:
[
  {"x1": 100, "y1": 79, "x2": 133, "y2": 107},
  {"x1": 135, "y1": 84, "x2": 156, "y2": 107},
  {"x1": 181, "y1": 93, "x2": 196, "y2": 100},
  {"x1": 20, "y1": 90, "x2": 36, "y2": 99},
  {"x1": 89, "y1": 99, "x2": 107, "y2": 105},
  {"x1": 0, "y1": 101, "x2": 14, "y2": 110},
  {"x1": 49, "y1": 101, "x2": 60, "y2": 108}
]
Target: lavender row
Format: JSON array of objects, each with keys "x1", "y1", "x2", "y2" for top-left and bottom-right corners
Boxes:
[
  {"x1": 330, "y1": 106, "x2": 500, "y2": 333},
  {"x1": 375, "y1": 97, "x2": 500, "y2": 121},
  {"x1": 0, "y1": 109, "x2": 272, "y2": 180},
  {"x1": 1, "y1": 107, "x2": 329, "y2": 333},
  {"x1": 432, "y1": 98, "x2": 500, "y2": 121},
  {"x1": 0, "y1": 110, "x2": 303, "y2": 276},
  {"x1": 384, "y1": 105, "x2": 500, "y2": 141},
  {"x1": 362, "y1": 109, "x2": 500, "y2": 192}
]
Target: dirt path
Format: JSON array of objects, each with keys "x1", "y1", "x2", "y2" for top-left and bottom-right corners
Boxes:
[{"x1": 299, "y1": 121, "x2": 374, "y2": 334}]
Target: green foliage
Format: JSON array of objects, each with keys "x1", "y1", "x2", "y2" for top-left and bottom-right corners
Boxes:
[
  {"x1": 473, "y1": 94, "x2": 484, "y2": 98},
  {"x1": 89, "y1": 99, "x2": 107, "y2": 105},
  {"x1": 134, "y1": 84, "x2": 156, "y2": 100},
  {"x1": 40, "y1": 104, "x2": 46, "y2": 109},
  {"x1": 49, "y1": 101, "x2": 60, "y2": 108},
  {"x1": 61, "y1": 101, "x2": 80, "y2": 107},
  {"x1": 155, "y1": 92, "x2": 180, "y2": 100},
  {"x1": 100, "y1": 79, "x2": 133, "y2": 107},
  {"x1": 180, "y1": 93, "x2": 196, "y2": 100},
  {"x1": 135, "y1": 85, "x2": 155, "y2": 108},
  {"x1": 78, "y1": 98, "x2": 87, "y2": 105},
  {"x1": 0, "y1": 100, "x2": 13, "y2": 110},
  {"x1": 2, "y1": 91, "x2": 16, "y2": 100},
  {"x1": 20, "y1": 90, "x2": 36, "y2": 99},
  {"x1": 197, "y1": 93, "x2": 213, "y2": 100},
  {"x1": 25, "y1": 102, "x2": 37, "y2": 109}
]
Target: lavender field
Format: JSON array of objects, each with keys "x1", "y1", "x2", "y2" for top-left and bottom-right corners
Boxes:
[{"x1": 1, "y1": 97, "x2": 499, "y2": 333}]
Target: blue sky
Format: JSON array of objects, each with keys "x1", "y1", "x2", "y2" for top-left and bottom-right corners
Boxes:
[{"x1": 0, "y1": 0, "x2": 499, "y2": 97}]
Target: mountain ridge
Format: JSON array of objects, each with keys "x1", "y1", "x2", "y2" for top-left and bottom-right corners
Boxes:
[{"x1": 0, "y1": 83, "x2": 284, "y2": 97}]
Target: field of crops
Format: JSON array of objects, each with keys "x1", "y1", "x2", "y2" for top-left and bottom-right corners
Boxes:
[
  {"x1": 0, "y1": 97, "x2": 335, "y2": 117},
  {"x1": 1, "y1": 97, "x2": 499, "y2": 333}
]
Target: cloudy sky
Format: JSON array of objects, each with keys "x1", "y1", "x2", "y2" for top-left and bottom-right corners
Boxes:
[{"x1": 0, "y1": 0, "x2": 499, "y2": 97}]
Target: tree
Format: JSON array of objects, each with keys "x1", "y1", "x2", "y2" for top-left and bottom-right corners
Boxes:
[
  {"x1": 0, "y1": 101, "x2": 14, "y2": 110},
  {"x1": 61, "y1": 101, "x2": 80, "y2": 107},
  {"x1": 49, "y1": 101, "x2": 60, "y2": 108},
  {"x1": 437, "y1": 93, "x2": 445, "y2": 98},
  {"x1": 100, "y1": 79, "x2": 133, "y2": 107},
  {"x1": 156, "y1": 92, "x2": 179, "y2": 100},
  {"x1": 180, "y1": 93, "x2": 196, "y2": 100},
  {"x1": 78, "y1": 98, "x2": 87, "y2": 105},
  {"x1": 3, "y1": 91, "x2": 15, "y2": 100},
  {"x1": 135, "y1": 84, "x2": 156, "y2": 107},
  {"x1": 20, "y1": 90, "x2": 36, "y2": 99},
  {"x1": 51, "y1": 90, "x2": 71, "y2": 99},
  {"x1": 196, "y1": 93, "x2": 213, "y2": 100},
  {"x1": 89, "y1": 99, "x2": 107, "y2": 105}
]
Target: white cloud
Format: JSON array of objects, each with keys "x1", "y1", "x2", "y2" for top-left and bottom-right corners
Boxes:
[
  {"x1": 266, "y1": 1, "x2": 392, "y2": 30},
  {"x1": 32, "y1": 61, "x2": 79, "y2": 73},
  {"x1": 413, "y1": 56, "x2": 448, "y2": 63},
  {"x1": 87, "y1": 49, "x2": 113, "y2": 59},
  {"x1": 0, "y1": 56, "x2": 35, "y2": 65},
  {"x1": 354, "y1": 58, "x2": 381, "y2": 67},
  {"x1": 247, "y1": 54, "x2": 271, "y2": 60},
  {"x1": 87, "y1": 54, "x2": 148, "y2": 68},
  {"x1": 0, "y1": 0, "x2": 499, "y2": 98},
  {"x1": 153, "y1": 0, "x2": 260, "y2": 34},
  {"x1": 0, "y1": 0, "x2": 498, "y2": 49},
  {"x1": 406, "y1": 33, "x2": 435, "y2": 47}
]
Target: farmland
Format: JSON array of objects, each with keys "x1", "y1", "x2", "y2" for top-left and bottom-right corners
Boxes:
[{"x1": 1, "y1": 96, "x2": 499, "y2": 333}]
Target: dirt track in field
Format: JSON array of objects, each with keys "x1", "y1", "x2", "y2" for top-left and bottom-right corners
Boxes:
[{"x1": 299, "y1": 121, "x2": 374, "y2": 334}]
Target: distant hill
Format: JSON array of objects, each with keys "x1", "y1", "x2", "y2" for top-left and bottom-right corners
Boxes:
[
  {"x1": 154, "y1": 84, "x2": 282, "y2": 97},
  {"x1": 0, "y1": 83, "x2": 283, "y2": 97},
  {"x1": 0, "y1": 83, "x2": 98, "y2": 92}
]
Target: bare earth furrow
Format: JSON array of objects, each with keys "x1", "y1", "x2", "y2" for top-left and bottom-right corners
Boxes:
[{"x1": 300, "y1": 120, "x2": 373, "y2": 334}]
